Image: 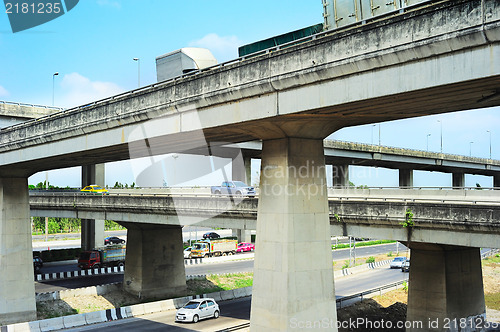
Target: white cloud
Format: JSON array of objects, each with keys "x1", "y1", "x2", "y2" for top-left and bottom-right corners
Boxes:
[
  {"x1": 59, "y1": 72, "x2": 125, "y2": 108},
  {"x1": 189, "y1": 33, "x2": 242, "y2": 63},
  {"x1": 0, "y1": 85, "x2": 9, "y2": 97},
  {"x1": 96, "y1": 0, "x2": 121, "y2": 9}
]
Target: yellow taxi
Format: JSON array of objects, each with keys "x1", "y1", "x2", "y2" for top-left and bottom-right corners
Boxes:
[{"x1": 80, "y1": 184, "x2": 108, "y2": 194}]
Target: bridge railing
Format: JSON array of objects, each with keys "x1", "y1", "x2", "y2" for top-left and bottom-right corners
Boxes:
[{"x1": 1, "y1": 0, "x2": 450, "y2": 136}]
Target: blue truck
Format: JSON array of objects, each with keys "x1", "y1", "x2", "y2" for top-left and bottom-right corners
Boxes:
[{"x1": 211, "y1": 181, "x2": 256, "y2": 197}]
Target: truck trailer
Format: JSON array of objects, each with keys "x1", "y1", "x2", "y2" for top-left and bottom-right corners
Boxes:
[
  {"x1": 190, "y1": 240, "x2": 237, "y2": 258},
  {"x1": 78, "y1": 245, "x2": 126, "y2": 270}
]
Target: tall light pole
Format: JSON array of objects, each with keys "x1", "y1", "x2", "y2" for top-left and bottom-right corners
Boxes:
[
  {"x1": 52, "y1": 72, "x2": 59, "y2": 106},
  {"x1": 487, "y1": 130, "x2": 492, "y2": 159},
  {"x1": 426, "y1": 133, "x2": 431, "y2": 151},
  {"x1": 378, "y1": 124, "x2": 381, "y2": 146},
  {"x1": 437, "y1": 120, "x2": 443, "y2": 153},
  {"x1": 371, "y1": 124, "x2": 376, "y2": 144},
  {"x1": 133, "y1": 58, "x2": 140, "y2": 88},
  {"x1": 469, "y1": 141, "x2": 474, "y2": 156}
]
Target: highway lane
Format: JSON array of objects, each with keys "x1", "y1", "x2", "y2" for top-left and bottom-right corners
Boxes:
[
  {"x1": 60, "y1": 267, "x2": 408, "y2": 332},
  {"x1": 35, "y1": 242, "x2": 407, "y2": 275},
  {"x1": 35, "y1": 243, "x2": 407, "y2": 293}
]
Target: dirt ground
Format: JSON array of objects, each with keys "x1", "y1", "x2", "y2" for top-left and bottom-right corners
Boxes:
[{"x1": 36, "y1": 256, "x2": 500, "y2": 326}]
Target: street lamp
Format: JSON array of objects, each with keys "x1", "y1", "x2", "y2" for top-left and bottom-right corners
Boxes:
[
  {"x1": 487, "y1": 130, "x2": 492, "y2": 159},
  {"x1": 52, "y1": 72, "x2": 59, "y2": 106},
  {"x1": 378, "y1": 124, "x2": 381, "y2": 146},
  {"x1": 371, "y1": 125, "x2": 375, "y2": 144},
  {"x1": 133, "y1": 58, "x2": 140, "y2": 88},
  {"x1": 469, "y1": 141, "x2": 474, "y2": 156},
  {"x1": 426, "y1": 133, "x2": 431, "y2": 151},
  {"x1": 437, "y1": 120, "x2": 443, "y2": 153}
]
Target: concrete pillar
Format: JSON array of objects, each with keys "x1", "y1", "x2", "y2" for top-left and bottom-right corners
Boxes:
[
  {"x1": 232, "y1": 154, "x2": 252, "y2": 185},
  {"x1": 332, "y1": 164, "x2": 349, "y2": 187},
  {"x1": 399, "y1": 169, "x2": 413, "y2": 188},
  {"x1": 232, "y1": 229, "x2": 252, "y2": 243},
  {"x1": 493, "y1": 175, "x2": 500, "y2": 188},
  {"x1": 0, "y1": 178, "x2": 37, "y2": 324},
  {"x1": 406, "y1": 243, "x2": 485, "y2": 332},
  {"x1": 452, "y1": 172, "x2": 465, "y2": 188},
  {"x1": 122, "y1": 223, "x2": 186, "y2": 300},
  {"x1": 81, "y1": 164, "x2": 105, "y2": 250},
  {"x1": 250, "y1": 138, "x2": 337, "y2": 332}
]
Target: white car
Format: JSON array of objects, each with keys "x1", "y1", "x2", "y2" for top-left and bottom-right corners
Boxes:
[
  {"x1": 390, "y1": 256, "x2": 407, "y2": 269},
  {"x1": 175, "y1": 298, "x2": 220, "y2": 323},
  {"x1": 183, "y1": 247, "x2": 192, "y2": 259}
]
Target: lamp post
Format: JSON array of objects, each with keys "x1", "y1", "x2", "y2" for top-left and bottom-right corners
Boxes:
[
  {"x1": 378, "y1": 124, "x2": 381, "y2": 146},
  {"x1": 487, "y1": 130, "x2": 492, "y2": 159},
  {"x1": 371, "y1": 124, "x2": 376, "y2": 144},
  {"x1": 469, "y1": 141, "x2": 474, "y2": 156},
  {"x1": 426, "y1": 133, "x2": 431, "y2": 151},
  {"x1": 437, "y1": 120, "x2": 443, "y2": 153},
  {"x1": 52, "y1": 72, "x2": 59, "y2": 106},
  {"x1": 133, "y1": 58, "x2": 140, "y2": 88}
]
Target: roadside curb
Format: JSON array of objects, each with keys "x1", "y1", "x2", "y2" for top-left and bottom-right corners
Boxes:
[
  {"x1": 334, "y1": 259, "x2": 391, "y2": 278},
  {"x1": 4, "y1": 286, "x2": 253, "y2": 332},
  {"x1": 35, "y1": 266, "x2": 124, "y2": 282}
]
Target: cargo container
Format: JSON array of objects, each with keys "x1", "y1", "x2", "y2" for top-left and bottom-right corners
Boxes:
[
  {"x1": 323, "y1": 0, "x2": 431, "y2": 30},
  {"x1": 155, "y1": 47, "x2": 217, "y2": 82},
  {"x1": 78, "y1": 245, "x2": 126, "y2": 270}
]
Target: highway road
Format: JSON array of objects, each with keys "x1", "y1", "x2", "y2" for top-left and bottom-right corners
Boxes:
[
  {"x1": 34, "y1": 243, "x2": 408, "y2": 293},
  {"x1": 59, "y1": 267, "x2": 409, "y2": 332}
]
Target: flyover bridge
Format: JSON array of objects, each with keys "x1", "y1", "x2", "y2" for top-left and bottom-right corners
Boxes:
[
  {"x1": 29, "y1": 188, "x2": 500, "y2": 249},
  {"x1": 0, "y1": 0, "x2": 499, "y2": 329}
]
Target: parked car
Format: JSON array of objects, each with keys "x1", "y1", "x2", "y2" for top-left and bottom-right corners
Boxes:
[
  {"x1": 175, "y1": 298, "x2": 220, "y2": 323},
  {"x1": 33, "y1": 256, "x2": 43, "y2": 273},
  {"x1": 401, "y1": 259, "x2": 410, "y2": 272},
  {"x1": 183, "y1": 247, "x2": 192, "y2": 259},
  {"x1": 390, "y1": 256, "x2": 407, "y2": 269},
  {"x1": 237, "y1": 242, "x2": 255, "y2": 253},
  {"x1": 202, "y1": 232, "x2": 220, "y2": 240},
  {"x1": 104, "y1": 236, "x2": 125, "y2": 245},
  {"x1": 81, "y1": 185, "x2": 108, "y2": 194}
]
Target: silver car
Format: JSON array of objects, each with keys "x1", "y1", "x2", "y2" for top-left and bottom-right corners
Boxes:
[
  {"x1": 390, "y1": 256, "x2": 407, "y2": 269},
  {"x1": 183, "y1": 247, "x2": 192, "y2": 259},
  {"x1": 175, "y1": 298, "x2": 220, "y2": 323}
]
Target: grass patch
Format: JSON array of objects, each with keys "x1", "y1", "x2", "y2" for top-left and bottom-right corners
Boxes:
[
  {"x1": 187, "y1": 272, "x2": 253, "y2": 296},
  {"x1": 485, "y1": 293, "x2": 500, "y2": 310},
  {"x1": 332, "y1": 240, "x2": 396, "y2": 250}
]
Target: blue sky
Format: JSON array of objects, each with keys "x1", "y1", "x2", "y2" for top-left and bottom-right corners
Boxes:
[{"x1": 1, "y1": 1, "x2": 498, "y2": 188}]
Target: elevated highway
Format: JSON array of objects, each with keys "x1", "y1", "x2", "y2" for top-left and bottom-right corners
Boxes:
[
  {"x1": 29, "y1": 189, "x2": 500, "y2": 248},
  {"x1": 1, "y1": 0, "x2": 499, "y2": 328}
]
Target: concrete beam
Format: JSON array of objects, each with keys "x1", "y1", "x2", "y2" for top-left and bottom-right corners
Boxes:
[
  {"x1": 332, "y1": 164, "x2": 349, "y2": 187},
  {"x1": 250, "y1": 138, "x2": 337, "y2": 331},
  {"x1": 232, "y1": 229, "x2": 252, "y2": 243},
  {"x1": 121, "y1": 223, "x2": 186, "y2": 300},
  {"x1": 0, "y1": 178, "x2": 36, "y2": 324},
  {"x1": 405, "y1": 243, "x2": 485, "y2": 331},
  {"x1": 452, "y1": 172, "x2": 465, "y2": 188},
  {"x1": 81, "y1": 164, "x2": 105, "y2": 250},
  {"x1": 399, "y1": 169, "x2": 413, "y2": 188},
  {"x1": 232, "y1": 154, "x2": 252, "y2": 185}
]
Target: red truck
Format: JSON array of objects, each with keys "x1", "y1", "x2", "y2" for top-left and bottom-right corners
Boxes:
[{"x1": 78, "y1": 245, "x2": 126, "y2": 270}]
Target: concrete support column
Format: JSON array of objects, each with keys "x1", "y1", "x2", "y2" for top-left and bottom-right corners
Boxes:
[
  {"x1": 406, "y1": 243, "x2": 485, "y2": 332},
  {"x1": 122, "y1": 223, "x2": 186, "y2": 300},
  {"x1": 332, "y1": 164, "x2": 349, "y2": 187},
  {"x1": 493, "y1": 175, "x2": 500, "y2": 188},
  {"x1": 0, "y1": 178, "x2": 37, "y2": 324},
  {"x1": 399, "y1": 169, "x2": 413, "y2": 188},
  {"x1": 232, "y1": 154, "x2": 252, "y2": 185},
  {"x1": 81, "y1": 164, "x2": 105, "y2": 250},
  {"x1": 232, "y1": 229, "x2": 252, "y2": 243},
  {"x1": 452, "y1": 172, "x2": 465, "y2": 188},
  {"x1": 250, "y1": 138, "x2": 337, "y2": 331}
]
